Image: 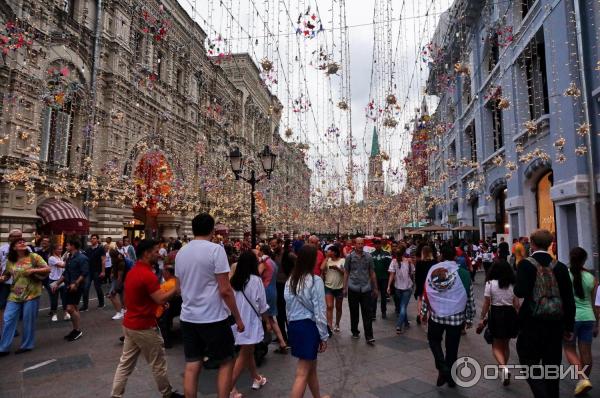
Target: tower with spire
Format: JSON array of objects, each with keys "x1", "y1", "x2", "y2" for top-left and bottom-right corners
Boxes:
[{"x1": 367, "y1": 127, "x2": 385, "y2": 199}]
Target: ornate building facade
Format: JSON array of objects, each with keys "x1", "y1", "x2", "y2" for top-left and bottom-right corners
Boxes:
[{"x1": 0, "y1": 0, "x2": 310, "y2": 242}]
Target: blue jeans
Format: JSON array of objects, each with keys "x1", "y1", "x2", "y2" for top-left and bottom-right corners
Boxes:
[
  {"x1": 0, "y1": 298, "x2": 39, "y2": 351},
  {"x1": 395, "y1": 288, "x2": 412, "y2": 329},
  {"x1": 82, "y1": 270, "x2": 104, "y2": 308}
]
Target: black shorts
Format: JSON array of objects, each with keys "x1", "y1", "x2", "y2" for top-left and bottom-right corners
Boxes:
[
  {"x1": 0, "y1": 283, "x2": 10, "y2": 310},
  {"x1": 65, "y1": 288, "x2": 83, "y2": 306},
  {"x1": 181, "y1": 318, "x2": 235, "y2": 364}
]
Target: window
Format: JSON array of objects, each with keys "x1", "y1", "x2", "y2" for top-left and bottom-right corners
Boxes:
[
  {"x1": 462, "y1": 75, "x2": 472, "y2": 107},
  {"x1": 176, "y1": 69, "x2": 183, "y2": 93},
  {"x1": 536, "y1": 171, "x2": 555, "y2": 234},
  {"x1": 465, "y1": 122, "x2": 477, "y2": 162},
  {"x1": 133, "y1": 31, "x2": 143, "y2": 61},
  {"x1": 40, "y1": 102, "x2": 75, "y2": 167},
  {"x1": 195, "y1": 71, "x2": 203, "y2": 100},
  {"x1": 521, "y1": 0, "x2": 537, "y2": 19},
  {"x1": 156, "y1": 51, "x2": 164, "y2": 80},
  {"x1": 495, "y1": 188, "x2": 507, "y2": 234},
  {"x1": 523, "y1": 30, "x2": 549, "y2": 120},
  {"x1": 487, "y1": 101, "x2": 504, "y2": 152},
  {"x1": 487, "y1": 33, "x2": 499, "y2": 74},
  {"x1": 63, "y1": 0, "x2": 76, "y2": 19}
]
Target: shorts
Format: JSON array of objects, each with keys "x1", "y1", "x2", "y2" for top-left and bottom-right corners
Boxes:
[
  {"x1": 324, "y1": 287, "x2": 343, "y2": 299},
  {"x1": 0, "y1": 283, "x2": 10, "y2": 310},
  {"x1": 565, "y1": 321, "x2": 596, "y2": 345},
  {"x1": 64, "y1": 287, "x2": 83, "y2": 306},
  {"x1": 181, "y1": 318, "x2": 235, "y2": 364},
  {"x1": 109, "y1": 279, "x2": 123, "y2": 295},
  {"x1": 288, "y1": 319, "x2": 320, "y2": 360}
]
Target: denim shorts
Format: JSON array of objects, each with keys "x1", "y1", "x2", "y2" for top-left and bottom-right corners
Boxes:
[
  {"x1": 324, "y1": 286, "x2": 343, "y2": 299},
  {"x1": 565, "y1": 321, "x2": 596, "y2": 345}
]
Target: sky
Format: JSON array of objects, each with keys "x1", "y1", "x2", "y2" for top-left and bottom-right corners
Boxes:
[{"x1": 175, "y1": 0, "x2": 453, "y2": 202}]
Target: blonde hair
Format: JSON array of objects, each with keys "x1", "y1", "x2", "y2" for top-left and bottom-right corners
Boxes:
[{"x1": 421, "y1": 245, "x2": 434, "y2": 260}]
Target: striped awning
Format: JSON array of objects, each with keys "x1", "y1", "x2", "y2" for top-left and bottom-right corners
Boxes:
[{"x1": 36, "y1": 200, "x2": 89, "y2": 234}]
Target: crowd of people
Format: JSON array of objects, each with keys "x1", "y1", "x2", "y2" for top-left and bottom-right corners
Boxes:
[{"x1": 0, "y1": 220, "x2": 598, "y2": 398}]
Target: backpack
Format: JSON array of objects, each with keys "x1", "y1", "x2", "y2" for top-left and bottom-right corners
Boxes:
[{"x1": 527, "y1": 256, "x2": 563, "y2": 320}]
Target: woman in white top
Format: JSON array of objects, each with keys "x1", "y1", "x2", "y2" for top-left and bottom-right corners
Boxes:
[
  {"x1": 47, "y1": 245, "x2": 69, "y2": 322},
  {"x1": 477, "y1": 259, "x2": 519, "y2": 386},
  {"x1": 387, "y1": 246, "x2": 414, "y2": 334},
  {"x1": 320, "y1": 245, "x2": 345, "y2": 333},
  {"x1": 229, "y1": 251, "x2": 271, "y2": 397}
]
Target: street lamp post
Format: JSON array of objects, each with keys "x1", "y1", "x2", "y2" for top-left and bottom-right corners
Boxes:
[{"x1": 228, "y1": 146, "x2": 276, "y2": 248}]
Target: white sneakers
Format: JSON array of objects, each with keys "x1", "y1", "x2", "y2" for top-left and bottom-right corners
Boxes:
[
  {"x1": 251, "y1": 376, "x2": 268, "y2": 390},
  {"x1": 64, "y1": 313, "x2": 71, "y2": 321},
  {"x1": 51, "y1": 314, "x2": 58, "y2": 322},
  {"x1": 112, "y1": 311, "x2": 124, "y2": 320}
]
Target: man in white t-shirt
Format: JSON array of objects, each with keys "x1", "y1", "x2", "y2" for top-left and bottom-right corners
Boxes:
[{"x1": 175, "y1": 213, "x2": 244, "y2": 398}]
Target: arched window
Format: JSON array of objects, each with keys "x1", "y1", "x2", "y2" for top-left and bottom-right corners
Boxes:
[
  {"x1": 495, "y1": 188, "x2": 507, "y2": 234},
  {"x1": 39, "y1": 63, "x2": 84, "y2": 167},
  {"x1": 536, "y1": 171, "x2": 555, "y2": 234}
]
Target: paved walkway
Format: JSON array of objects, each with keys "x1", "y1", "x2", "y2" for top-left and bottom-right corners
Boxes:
[{"x1": 0, "y1": 276, "x2": 598, "y2": 397}]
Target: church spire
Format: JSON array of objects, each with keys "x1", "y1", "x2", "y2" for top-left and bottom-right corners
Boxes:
[{"x1": 370, "y1": 126, "x2": 380, "y2": 158}]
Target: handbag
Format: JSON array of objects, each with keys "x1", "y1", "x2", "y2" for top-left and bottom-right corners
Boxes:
[{"x1": 483, "y1": 283, "x2": 493, "y2": 344}]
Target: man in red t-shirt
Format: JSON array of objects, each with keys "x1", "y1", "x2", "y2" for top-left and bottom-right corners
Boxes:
[
  {"x1": 111, "y1": 240, "x2": 182, "y2": 398},
  {"x1": 308, "y1": 235, "x2": 325, "y2": 276}
]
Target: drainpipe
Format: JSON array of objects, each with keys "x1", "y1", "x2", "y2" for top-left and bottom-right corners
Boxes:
[
  {"x1": 83, "y1": 0, "x2": 104, "y2": 235},
  {"x1": 573, "y1": 0, "x2": 599, "y2": 275}
]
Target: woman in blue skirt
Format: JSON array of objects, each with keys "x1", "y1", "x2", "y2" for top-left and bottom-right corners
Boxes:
[{"x1": 285, "y1": 245, "x2": 329, "y2": 398}]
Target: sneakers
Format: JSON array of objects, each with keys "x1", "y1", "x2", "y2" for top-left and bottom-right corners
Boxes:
[
  {"x1": 333, "y1": 325, "x2": 340, "y2": 333},
  {"x1": 97, "y1": 303, "x2": 105, "y2": 309},
  {"x1": 64, "y1": 313, "x2": 71, "y2": 321},
  {"x1": 251, "y1": 375, "x2": 268, "y2": 390},
  {"x1": 501, "y1": 367, "x2": 510, "y2": 386},
  {"x1": 51, "y1": 314, "x2": 58, "y2": 322},
  {"x1": 79, "y1": 306, "x2": 88, "y2": 312},
  {"x1": 112, "y1": 312, "x2": 124, "y2": 320},
  {"x1": 367, "y1": 338, "x2": 375, "y2": 345},
  {"x1": 65, "y1": 329, "x2": 83, "y2": 341},
  {"x1": 169, "y1": 391, "x2": 184, "y2": 398},
  {"x1": 351, "y1": 333, "x2": 360, "y2": 339},
  {"x1": 575, "y1": 379, "x2": 592, "y2": 396},
  {"x1": 395, "y1": 327, "x2": 404, "y2": 334}
]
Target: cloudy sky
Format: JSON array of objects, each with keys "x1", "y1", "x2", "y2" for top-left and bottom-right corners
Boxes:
[{"x1": 176, "y1": 0, "x2": 453, "y2": 202}]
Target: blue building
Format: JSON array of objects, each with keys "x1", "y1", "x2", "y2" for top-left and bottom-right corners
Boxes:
[{"x1": 423, "y1": 0, "x2": 600, "y2": 264}]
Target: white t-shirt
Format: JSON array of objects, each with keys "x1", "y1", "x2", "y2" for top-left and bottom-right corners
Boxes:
[
  {"x1": 388, "y1": 258, "x2": 414, "y2": 290},
  {"x1": 484, "y1": 280, "x2": 515, "y2": 306},
  {"x1": 175, "y1": 239, "x2": 230, "y2": 323},
  {"x1": 48, "y1": 255, "x2": 65, "y2": 280},
  {"x1": 232, "y1": 275, "x2": 268, "y2": 345},
  {"x1": 157, "y1": 247, "x2": 167, "y2": 269}
]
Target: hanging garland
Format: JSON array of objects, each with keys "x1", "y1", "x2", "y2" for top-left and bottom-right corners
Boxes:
[
  {"x1": 0, "y1": 20, "x2": 35, "y2": 58},
  {"x1": 141, "y1": 4, "x2": 171, "y2": 43},
  {"x1": 296, "y1": 6, "x2": 324, "y2": 39}
]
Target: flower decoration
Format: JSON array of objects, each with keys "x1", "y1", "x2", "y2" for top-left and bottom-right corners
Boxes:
[
  {"x1": 575, "y1": 145, "x2": 588, "y2": 156},
  {"x1": 206, "y1": 35, "x2": 231, "y2": 63},
  {"x1": 326, "y1": 124, "x2": 340, "y2": 139},
  {"x1": 324, "y1": 62, "x2": 340, "y2": 76},
  {"x1": 497, "y1": 97, "x2": 511, "y2": 110},
  {"x1": 564, "y1": 82, "x2": 581, "y2": 98},
  {"x1": 421, "y1": 41, "x2": 443, "y2": 64},
  {"x1": 383, "y1": 117, "x2": 398, "y2": 128},
  {"x1": 524, "y1": 120, "x2": 537, "y2": 134},
  {"x1": 484, "y1": 84, "x2": 502, "y2": 101},
  {"x1": 284, "y1": 127, "x2": 293, "y2": 138},
  {"x1": 492, "y1": 155, "x2": 504, "y2": 167},
  {"x1": 337, "y1": 99, "x2": 348, "y2": 110},
  {"x1": 292, "y1": 94, "x2": 311, "y2": 113},
  {"x1": 556, "y1": 153, "x2": 567, "y2": 164},
  {"x1": 296, "y1": 6, "x2": 324, "y2": 39},
  {"x1": 0, "y1": 20, "x2": 35, "y2": 57},
  {"x1": 454, "y1": 63, "x2": 470, "y2": 75},
  {"x1": 553, "y1": 137, "x2": 566, "y2": 149},
  {"x1": 141, "y1": 5, "x2": 171, "y2": 43},
  {"x1": 41, "y1": 66, "x2": 83, "y2": 109},
  {"x1": 386, "y1": 94, "x2": 397, "y2": 105},
  {"x1": 577, "y1": 123, "x2": 590, "y2": 136},
  {"x1": 18, "y1": 131, "x2": 30, "y2": 141},
  {"x1": 260, "y1": 58, "x2": 273, "y2": 72}
]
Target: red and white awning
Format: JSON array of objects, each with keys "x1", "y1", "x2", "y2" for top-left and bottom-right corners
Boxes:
[{"x1": 36, "y1": 200, "x2": 89, "y2": 234}]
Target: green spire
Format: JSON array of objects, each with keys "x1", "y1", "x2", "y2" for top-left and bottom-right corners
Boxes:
[{"x1": 370, "y1": 126, "x2": 380, "y2": 157}]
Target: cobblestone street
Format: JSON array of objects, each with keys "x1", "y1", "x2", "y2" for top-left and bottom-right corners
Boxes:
[{"x1": 0, "y1": 278, "x2": 597, "y2": 397}]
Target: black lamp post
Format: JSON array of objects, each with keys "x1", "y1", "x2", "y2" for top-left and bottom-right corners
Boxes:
[{"x1": 229, "y1": 145, "x2": 276, "y2": 247}]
